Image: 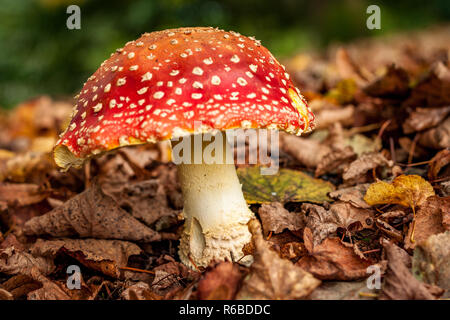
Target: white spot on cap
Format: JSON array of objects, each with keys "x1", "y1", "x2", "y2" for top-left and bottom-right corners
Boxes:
[
  {"x1": 109, "y1": 99, "x2": 117, "y2": 108},
  {"x1": 153, "y1": 91, "x2": 164, "y2": 99},
  {"x1": 203, "y1": 57, "x2": 213, "y2": 65},
  {"x1": 167, "y1": 99, "x2": 176, "y2": 105},
  {"x1": 192, "y1": 67, "x2": 204, "y2": 76},
  {"x1": 137, "y1": 87, "x2": 148, "y2": 95},
  {"x1": 261, "y1": 87, "x2": 270, "y2": 94},
  {"x1": 104, "y1": 83, "x2": 111, "y2": 93},
  {"x1": 127, "y1": 52, "x2": 135, "y2": 59},
  {"x1": 170, "y1": 70, "x2": 180, "y2": 76},
  {"x1": 117, "y1": 78, "x2": 126, "y2": 86},
  {"x1": 211, "y1": 75, "x2": 221, "y2": 85},
  {"x1": 175, "y1": 88, "x2": 182, "y2": 95},
  {"x1": 192, "y1": 93, "x2": 202, "y2": 99},
  {"x1": 237, "y1": 77, "x2": 247, "y2": 86},
  {"x1": 93, "y1": 103, "x2": 103, "y2": 112},
  {"x1": 249, "y1": 64, "x2": 258, "y2": 72},
  {"x1": 247, "y1": 93, "x2": 256, "y2": 98},
  {"x1": 193, "y1": 81, "x2": 203, "y2": 89},
  {"x1": 141, "y1": 72, "x2": 152, "y2": 82},
  {"x1": 230, "y1": 55, "x2": 240, "y2": 63},
  {"x1": 129, "y1": 65, "x2": 138, "y2": 71},
  {"x1": 179, "y1": 78, "x2": 187, "y2": 84},
  {"x1": 69, "y1": 123, "x2": 76, "y2": 131}
]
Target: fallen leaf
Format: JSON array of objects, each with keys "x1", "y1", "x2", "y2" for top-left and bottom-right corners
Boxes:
[
  {"x1": 26, "y1": 268, "x2": 71, "y2": 300},
  {"x1": 0, "y1": 288, "x2": 13, "y2": 300},
  {"x1": 418, "y1": 117, "x2": 450, "y2": 149},
  {"x1": 121, "y1": 281, "x2": 162, "y2": 300},
  {"x1": 308, "y1": 280, "x2": 377, "y2": 300},
  {"x1": 403, "y1": 61, "x2": 450, "y2": 108},
  {"x1": 151, "y1": 261, "x2": 199, "y2": 297},
  {"x1": 403, "y1": 106, "x2": 450, "y2": 134},
  {"x1": 314, "y1": 105, "x2": 355, "y2": 130},
  {"x1": 236, "y1": 220, "x2": 320, "y2": 299},
  {"x1": 301, "y1": 202, "x2": 375, "y2": 246},
  {"x1": 280, "y1": 134, "x2": 329, "y2": 168},
  {"x1": 364, "y1": 64, "x2": 410, "y2": 98},
  {"x1": 237, "y1": 167, "x2": 334, "y2": 204},
  {"x1": 30, "y1": 239, "x2": 142, "y2": 278},
  {"x1": 379, "y1": 240, "x2": 442, "y2": 300},
  {"x1": 103, "y1": 179, "x2": 179, "y2": 231},
  {"x1": 428, "y1": 149, "x2": 450, "y2": 182},
  {"x1": 258, "y1": 202, "x2": 304, "y2": 235},
  {"x1": 315, "y1": 146, "x2": 356, "y2": 177},
  {"x1": 364, "y1": 174, "x2": 435, "y2": 208},
  {"x1": 0, "y1": 183, "x2": 50, "y2": 207},
  {"x1": 197, "y1": 262, "x2": 242, "y2": 300},
  {"x1": 413, "y1": 231, "x2": 450, "y2": 298},
  {"x1": 296, "y1": 228, "x2": 372, "y2": 280},
  {"x1": 405, "y1": 196, "x2": 448, "y2": 249},
  {"x1": 328, "y1": 184, "x2": 371, "y2": 209},
  {"x1": 0, "y1": 246, "x2": 54, "y2": 276},
  {"x1": 342, "y1": 152, "x2": 393, "y2": 186},
  {"x1": 23, "y1": 183, "x2": 177, "y2": 242},
  {"x1": 335, "y1": 48, "x2": 369, "y2": 86}
]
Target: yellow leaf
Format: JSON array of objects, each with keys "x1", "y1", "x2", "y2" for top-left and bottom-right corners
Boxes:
[{"x1": 364, "y1": 175, "x2": 435, "y2": 208}]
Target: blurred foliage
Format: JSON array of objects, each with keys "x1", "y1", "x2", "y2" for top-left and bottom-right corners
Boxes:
[{"x1": 0, "y1": 0, "x2": 449, "y2": 108}]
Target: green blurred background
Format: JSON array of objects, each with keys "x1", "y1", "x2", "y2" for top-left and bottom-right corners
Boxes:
[{"x1": 0, "y1": 0, "x2": 449, "y2": 109}]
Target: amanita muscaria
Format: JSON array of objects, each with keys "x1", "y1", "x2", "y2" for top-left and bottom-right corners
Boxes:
[{"x1": 54, "y1": 27, "x2": 315, "y2": 269}]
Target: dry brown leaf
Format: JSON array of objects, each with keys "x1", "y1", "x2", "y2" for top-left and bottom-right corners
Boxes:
[
  {"x1": 428, "y1": 149, "x2": 450, "y2": 182},
  {"x1": 413, "y1": 231, "x2": 450, "y2": 298},
  {"x1": 342, "y1": 152, "x2": 393, "y2": 186},
  {"x1": 314, "y1": 105, "x2": 355, "y2": 130},
  {"x1": 364, "y1": 64, "x2": 410, "y2": 98},
  {"x1": 30, "y1": 239, "x2": 141, "y2": 278},
  {"x1": 328, "y1": 184, "x2": 371, "y2": 209},
  {"x1": 0, "y1": 288, "x2": 14, "y2": 300},
  {"x1": 315, "y1": 146, "x2": 356, "y2": 177},
  {"x1": 258, "y1": 202, "x2": 304, "y2": 235},
  {"x1": 0, "y1": 183, "x2": 50, "y2": 207},
  {"x1": 0, "y1": 274, "x2": 41, "y2": 299},
  {"x1": 404, "y1": 196, "x2": 449, "y2": 249},
  {"x1": 151, "y1": 261, "x2": 199, "y2": 297},
  {"x1": 418, "y1": 117, "x2": 450, "y2": 149},
  {"x1": 364, "y1": 174, "x2": 435, "y2": 208},
  {"x1": 296, "y1": 228, "x2": 372, "y2": 280},
  {"x1": 308, "y1": 281, "x2": 377, "y2": 300},
  {"x1": 336, "y1": 48, "x2": 369, "y2": 86},
  {"x1": 403, "y1": 61, "x2": 450, "y2": 108},
  {"x1": 379, "y1": 240, "x2": 442, "y2": 300},
  {"x1": 301, "y1": 202, "x2": 375, "y2": 246},
  {"x1": 403, "y1": 106, "x2": 450, "y2": 134},
  {"x1": 0, "y1": 246, "x2": 54, "y2": 276},
  {"x1": 197, "y1": 262, "x2": 242, "y2": 300},
  {"x1": 23, "y1": 183, "x2": 177, "y2": 242},
  {"x1": 121, "y1": 281, "x2": 162, "y2": 300},
  {"x1": 236, "y1": 220, "x2": 320, "y2": 299},
  {"x1": 280, "y1": 133, "x2": 330, "y2": 168},
  {"x1": 26, "y1": 268, "x2": 71, "y2": 300}
]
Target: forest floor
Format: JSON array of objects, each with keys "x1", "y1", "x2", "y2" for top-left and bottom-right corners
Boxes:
[{"x1": 0, "y1": 25, "x2": 449, "y2": 300}]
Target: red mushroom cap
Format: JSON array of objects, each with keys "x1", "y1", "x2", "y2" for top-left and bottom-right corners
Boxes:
[{"x1": 54, "y1": 27, "x2": 315, "y2": 169}]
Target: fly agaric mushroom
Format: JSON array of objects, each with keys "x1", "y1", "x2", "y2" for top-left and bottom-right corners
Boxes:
[{"x1": 54, "y1": 27, "x2": 315, "y2": 269}]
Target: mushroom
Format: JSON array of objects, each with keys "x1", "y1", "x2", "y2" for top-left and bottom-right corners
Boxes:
[{"x1": 54, "y1": 27, "x2": 315, "y2": 269}]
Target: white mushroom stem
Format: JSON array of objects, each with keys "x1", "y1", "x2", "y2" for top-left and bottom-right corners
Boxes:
[{"x1": 171, "y1": 132, "x2": 253, "y2": 269}]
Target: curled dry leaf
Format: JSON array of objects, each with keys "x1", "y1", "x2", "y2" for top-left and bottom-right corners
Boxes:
[
  {"x1": 280, "y1": 133, "x2": 329, "y2": 168},
  {"x1": 296, "y1": 228, "x2": 372, "y2": 281},
  {"x1": 23, "y1": 183, "x2": 177, "y2": 242},
  {"x1": 335, "y1": 48, "x2": 369, "y2": 86},
  {"x1": 418, "y1": 116, "x2": 450, "y2": 149},
  {"x1": 403, "y1": 106, "x2": 450, "y2": 134},
  {"x1": 197, "y1": 262, "x2": 242, "y2": 300},
  {"x1": 30, "y1": 239, "x2": 141, "y2": 278},
  {"x1": 315, "y1": 146, "x2": 356, "y2": 177},
  {"x1": 301, "y1": 202, "x2": 375, "y2": 246},
  {"x1": 342, "y1": 152, "x2": 393, "y2": 186},
  {"x1": 151, "y1": 261, "x2": 199, "y2": 297},
  {"x1": 379, "y1": 239, "x2": 442, "y2": 300},
  {"x1": 104, "y1": 179, "x2": 179, "y2": 231},
  {"x1": 364, "y1": 174, "x2": 435, "y2": 208},
  {"x1": 121, "y1": 281, "x2": 162, "y2": 300},
  {"x1": 27, "y1": 268, "x2": 71, "y2": 300},
  {"x1": 314, "y1": 105, "x2": 355, "y2": 130},
  {"x1": 363, "y1": 64, "x2": 410, "y2": 98},
  {"x1": 0, "y1": 183, "x2": 50, "y2": 208},
  {"x1": 328, "y1": 184, "x2": 371, "y2": 209},
  {"x1": 428, "y1": 149, "x2": 450, "y2": 182},
  {"x1": 413, "y1": 231, "x2": 450, "y2": 298},
  {"x1": 404, "y1": 196, "x2": 449, "y2": 249},
  {"x1": 0, "y1": 246, "x2": 54, "y2": 276},
  {"x1": 258, "y1": 202, "x2": 304, "y2": 235},
  {"x1": 236, "y1": 220, "x2": 320, "y2": 300}
]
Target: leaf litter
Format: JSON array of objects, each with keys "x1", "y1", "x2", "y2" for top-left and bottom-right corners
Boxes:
[{"x1": 1, "y1": 26, "x2": 450, "y2": 300}]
